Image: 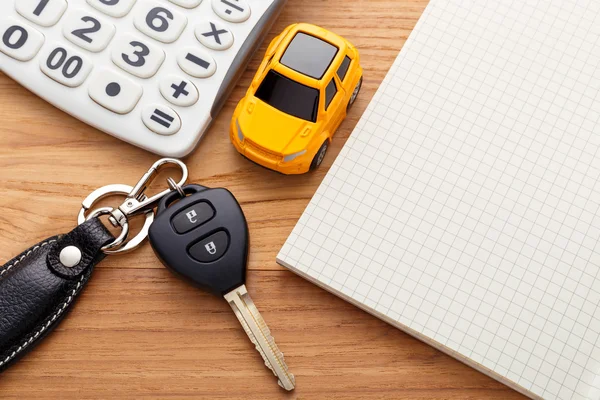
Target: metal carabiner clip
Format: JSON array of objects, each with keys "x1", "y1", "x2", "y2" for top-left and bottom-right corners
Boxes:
[{"x1": 78, "y1": 158, "x2": 188, "y2": 255}]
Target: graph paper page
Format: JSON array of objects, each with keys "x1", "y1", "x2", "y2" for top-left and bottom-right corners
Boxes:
[{"x1": 277, "y1": 1, "x2": 600, "y2": 399}]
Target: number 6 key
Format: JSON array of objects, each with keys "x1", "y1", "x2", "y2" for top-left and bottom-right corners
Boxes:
[{"x1": 148, "y1": 184, "x2": 296, "y2": 391}]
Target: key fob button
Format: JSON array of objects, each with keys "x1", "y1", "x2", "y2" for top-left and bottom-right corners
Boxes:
[
  {"x1": 172, "y1": 202, "x2": 214, "y2": 233},
  {"x1": 189, "y1": 231, "x2": 229, "y2": 263}
]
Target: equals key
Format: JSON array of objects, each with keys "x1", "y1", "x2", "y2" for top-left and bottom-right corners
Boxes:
[{"x1": 142, "y1": 104, "x2": 181, "y2": 135}]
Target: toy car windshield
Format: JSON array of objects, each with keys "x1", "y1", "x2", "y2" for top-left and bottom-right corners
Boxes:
[{"x1": 255, "y1": 70, "x2": 320, "y2": 122}]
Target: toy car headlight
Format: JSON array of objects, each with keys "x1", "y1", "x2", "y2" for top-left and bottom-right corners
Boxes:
[
  {"x1": 236, "y1": 119, "x2": 244, "y2": 142},
  {"x1": 283, "y1": 150, "x2": 307, "y2": 163}
]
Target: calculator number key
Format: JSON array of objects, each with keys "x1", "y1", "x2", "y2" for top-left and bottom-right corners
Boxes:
[
  {"x1": 16, "y1": 0, "x2": 67, "y2": 27},
  {"x1": 40, "y1": 43, "x2": 92, "y2": 87},
  {"x1": 86, "y1": 0, "x2": 137, "y2": 18},
  {"x1": 0, "y1": 18, "x2": 45, "y2": 62},
  {"x1": 63, "y1": 9, "x2": 116, "y2": 53},
  {"x1": 134, "y1": 1, "x2": 187, "y2": 44},
  {"x1": 111, "y1": 34, "x2": 165, "y2": 78}
]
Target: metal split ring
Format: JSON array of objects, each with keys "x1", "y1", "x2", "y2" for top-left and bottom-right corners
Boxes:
[{"x1": 77, "y1": 184, "x2": 154, "y2": 255}]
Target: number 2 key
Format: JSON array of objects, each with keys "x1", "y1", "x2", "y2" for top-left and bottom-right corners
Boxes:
[{"x1": 148, "y1": 184, "x2": 296, "y2": 391}]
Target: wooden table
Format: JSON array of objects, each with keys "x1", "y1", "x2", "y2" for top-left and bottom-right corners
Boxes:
[{"x1": 0, "y1": 0, "x2": 526, "y2": 398}]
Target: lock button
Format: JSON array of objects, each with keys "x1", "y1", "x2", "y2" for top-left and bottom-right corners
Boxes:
[
  {"x1": 189, "y1": 231, "x2": 229, "y2": 263},
  {"x1": 172, "y1": 202, "x2": 214, "y2": 234}
]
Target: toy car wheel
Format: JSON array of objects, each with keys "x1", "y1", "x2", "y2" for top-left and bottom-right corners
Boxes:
[
  {"x1": 310, "y1": 141, "x2": 329, "y2": 170},
  {"x1": 347, "y1": 76, "x2": 363, "y2": 110}
]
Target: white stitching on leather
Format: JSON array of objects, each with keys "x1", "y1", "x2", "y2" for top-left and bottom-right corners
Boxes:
[
  {"x1": 0, "y1": 240, "x2": 57, "y2": 277},
  {"x1": 0, "y1": 274, "x2": 85, "y2": 368}
]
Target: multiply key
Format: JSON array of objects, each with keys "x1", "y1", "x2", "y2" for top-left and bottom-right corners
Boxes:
[{"x1": 148, "y1": 184, "x2": 295, "y2": 391}]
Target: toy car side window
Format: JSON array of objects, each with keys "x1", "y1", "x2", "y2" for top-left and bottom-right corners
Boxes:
[
  {"x1": 325, "y1": 79, "x2": 338, "y2": 110},
  {"x1": 337, "y1": 56, "x2": 352, "y2": 82}
]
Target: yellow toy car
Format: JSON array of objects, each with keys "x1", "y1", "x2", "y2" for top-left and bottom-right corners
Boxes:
[{"x1": 230, "y1": 23, "x2": 363, "y2": 174}]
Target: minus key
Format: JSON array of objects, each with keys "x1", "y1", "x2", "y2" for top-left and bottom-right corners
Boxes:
[{"x1": 177, "y1": 47, "x2": 217, "y2": 78}]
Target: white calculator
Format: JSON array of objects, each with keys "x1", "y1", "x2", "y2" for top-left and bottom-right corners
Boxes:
[{"x1": 0, "y1": 0, "x2": 286, "y2": 157}]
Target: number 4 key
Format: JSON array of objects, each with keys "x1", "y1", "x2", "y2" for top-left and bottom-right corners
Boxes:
[{"x1": 148, "y1": 185, "x2": 296, "y2": 391}]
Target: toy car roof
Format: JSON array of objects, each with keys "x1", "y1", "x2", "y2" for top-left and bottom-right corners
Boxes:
[{"x1": 280, "y1": 32, "x2": 339, "y2": 80}]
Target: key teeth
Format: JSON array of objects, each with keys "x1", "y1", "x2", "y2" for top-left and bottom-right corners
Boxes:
[{"x1": 228, "y1": 288, "x2": 295, "y2": 390}]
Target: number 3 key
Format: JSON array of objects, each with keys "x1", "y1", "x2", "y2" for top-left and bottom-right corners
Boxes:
[{"x1": 148, "y1": 185, "x2": 296, "y2": 391}]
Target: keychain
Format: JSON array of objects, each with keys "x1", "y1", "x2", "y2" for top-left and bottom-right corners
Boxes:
[
  {"x1": 0, "y1": 158, "x2": 187, "y2": 373},
  {"x1": 0, "y1": 158, "x2": 295, "y2": 390}
]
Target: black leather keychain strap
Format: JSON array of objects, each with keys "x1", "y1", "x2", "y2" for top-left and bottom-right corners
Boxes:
[{"x1": 0, "y1": 218, "x2": 113, "y2": 373}]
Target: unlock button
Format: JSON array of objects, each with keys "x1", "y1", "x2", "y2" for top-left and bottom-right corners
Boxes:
[
  {"x1": 172, "y1": 202, "x2": 214, "y2": 234},
  {"x1": 189, "y1": 231, "x2": 229, "y2": 263}
]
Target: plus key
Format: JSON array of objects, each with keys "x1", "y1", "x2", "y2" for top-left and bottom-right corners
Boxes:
[{"x1": 159, "y1": 75, "x2": 199, "y2": 107}]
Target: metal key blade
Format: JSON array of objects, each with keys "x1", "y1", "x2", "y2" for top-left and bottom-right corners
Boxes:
[{"x1": 223, "y1": 284, "x2": 295, "y2": 391}]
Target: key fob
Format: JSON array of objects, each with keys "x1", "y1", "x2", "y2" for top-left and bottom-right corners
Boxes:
[{"x1": 148, "y1": 184, "x2": 249, "y2": 296}]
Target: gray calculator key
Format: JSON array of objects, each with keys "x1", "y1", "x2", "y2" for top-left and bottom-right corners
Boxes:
[
  {"x1": 159, "y1": 75, "x2": 199, "y2": 107},
  {"x1": 87, "y1": 0, "x2": 137, "y2": 18},
  {"x1": 89, "y1": 68, "x2": 143, "y2": 114},
  {"x1": 0, "y1": 18, "x2": 45, "y2": 61},
  {"x1": 16, "y1": 0, "x2": 67, "y2": 27},
  {"x1": 168, "y1": 0, "x2": 203, "y2": 8},
  {"x1": 62, "y1": 9, "x2": 116, "y2": 53},
  {"x1": 195, "y1": 20, "x2": 234, "y2": 51},
  {"x1": 40, "y1": 42, "x2": 93, "y2": 87},
  {"x1": 142, "y1": 104, "x2": 181, "y2": 135},
  {"x1": 177, "y1": 47, "x2": 216, "y2": 78},
  {"x1": 211, "y1": 0, "x2": 250, "y2": 23}
]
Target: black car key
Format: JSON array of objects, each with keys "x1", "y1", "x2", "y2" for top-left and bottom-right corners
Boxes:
[{"x1": 149, "y1": 184, "x2": 295, "y2": 391}]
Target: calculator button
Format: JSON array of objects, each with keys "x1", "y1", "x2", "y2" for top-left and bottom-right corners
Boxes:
[
  {"x1": 62, "y1": 9, "x2": 116, "y2": 53},
  {"x1": 142, "y1": 104, "x2": 181, "y2": 135},
  {"x1": 172, "y1": 202, "x2": 214, "y2": 234},
  {"x1": 0, "y1": 18, "x2": 45, "y2": 62},
  {"x1": 177, "y1": 47, "x2": 216, "y2": 78},
  {"x1": 159, "y1": 75, "x2": 199, "y2": 107},
  {"x1": 39, "y1": 43, "x2": 92, "y2": 87},
  {"x1": 189, "y1": 231, "x2": 229, "y2": 263},
  {"x1": 16, "y1": 0, "x2": 67, "y2": 28},
  {"x1": 86, "y1": 0, "x2": 137, "y2": 18},
  {"x1": 195, "y1": 20, "x2": 233, "y2": 51},
  {"x1": 211, "y1": 0, "x2": 250, "y2": 23},
  {"x1": 111, "y1": 34, "x2": 165, "y2": 78},
  {"x1": 88, "y1": 68, "x2": 143, "y2": 114},
  {"x1": 133, "y1": 1, "x2": 187, "y2": 44},
  {"x1": 168, "y1": 0, "x2": 203, "y2": 9}
]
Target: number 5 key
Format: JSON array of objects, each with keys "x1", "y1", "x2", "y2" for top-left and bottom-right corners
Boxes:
[{"x1": 148, "y1": 184, "x2": 296, "y2": 391}]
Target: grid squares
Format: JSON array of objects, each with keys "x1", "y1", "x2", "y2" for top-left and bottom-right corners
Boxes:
[{"x1": 278, "y1": 0, "x2": 600, "y2": 399}]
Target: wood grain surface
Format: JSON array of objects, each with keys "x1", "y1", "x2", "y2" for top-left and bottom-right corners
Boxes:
[{"x1": 0, "y1": 0, "x2": 526, "y2": 398}]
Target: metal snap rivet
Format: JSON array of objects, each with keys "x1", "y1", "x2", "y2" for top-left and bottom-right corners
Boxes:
[{"x1": 59, "y1": 246, "x2": 82, "y2": 268}]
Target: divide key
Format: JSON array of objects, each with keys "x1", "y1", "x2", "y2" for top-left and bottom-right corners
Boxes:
[{"x1": 177, "y1": 47, "x2": 216, "y2": 78}]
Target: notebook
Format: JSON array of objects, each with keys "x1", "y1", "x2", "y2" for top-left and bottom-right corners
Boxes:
[{"x1": 277, "y1": 0, "x2": 600, "y2": 399}]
